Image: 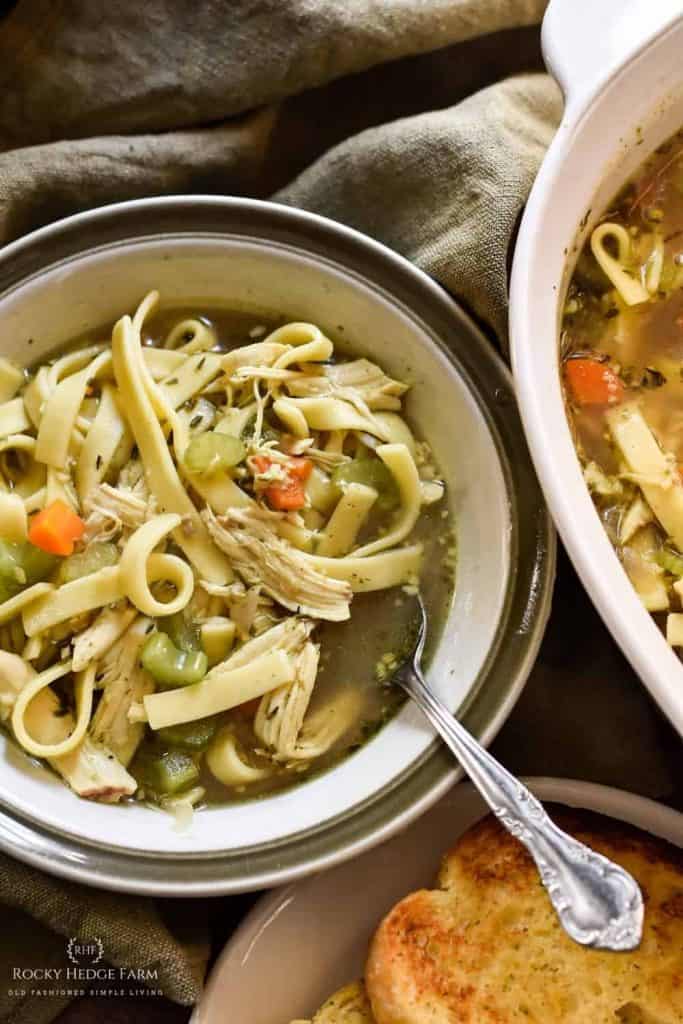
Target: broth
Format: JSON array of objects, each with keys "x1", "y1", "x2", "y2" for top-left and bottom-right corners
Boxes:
[{"x1": 562, "y1": 128, "x2": 683, "y2": 642}]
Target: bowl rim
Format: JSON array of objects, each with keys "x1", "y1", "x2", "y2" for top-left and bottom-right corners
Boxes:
[{"x1": 0, "y1": 196, "x2": 555, "y2": 894}]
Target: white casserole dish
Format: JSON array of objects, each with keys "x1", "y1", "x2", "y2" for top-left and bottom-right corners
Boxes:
[{"x1": 511, "y1": 0, "x2": 683, "y2": 736}]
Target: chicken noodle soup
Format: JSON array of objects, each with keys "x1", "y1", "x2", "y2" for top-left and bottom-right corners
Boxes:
[
  {"x1": 562, "y1": 128, "x2": 683, "y2": 644},
  {"x1": 0, "y1": 293, "x2": 452, "y2": 811}
]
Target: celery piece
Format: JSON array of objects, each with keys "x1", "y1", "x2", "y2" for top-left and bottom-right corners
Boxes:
[
  {"x1": 332, "y1": 459, "x2": 399, "y2": 511},
  {"x1": 0, "y1": 542, "x2": 25, "y2": 601},
  {"x1": 0, "y1": 540, "x2": 58, "y2": 603},
  {"x1": 157, "y1": 717, "x2": 218, "y2": 752},
  {"x1": 56, "y1": 542, "x2": 118, "y2": 585},
  {"x1": 159, "y1": 610, "x2": 200, "y2": 653},
  {"x1": 183, "y1": 432, "x2": 245, "y2": 475},
  {"x1": 239, "y1": 410, "x2": 280, "y2": 444},
  {"x1": 656, "y1": 548, "x2": 683, "y2": 576},
  {"x1": 137, "y1": 749, "x2": 199, "y2": 795},
  {"x1": 141, "y1": 632, "x2": 208, "y2": 688},
  {"x1": 18, "y1": 544, "x2": 59, "y2": 586},
  {"x1": 215, "y1": 405, "x2": 255, "y2": 438}
]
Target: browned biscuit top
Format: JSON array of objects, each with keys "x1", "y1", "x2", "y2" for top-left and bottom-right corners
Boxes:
[{"x1": 366, "y1": 806, "x2": 683, "y2": 1024}]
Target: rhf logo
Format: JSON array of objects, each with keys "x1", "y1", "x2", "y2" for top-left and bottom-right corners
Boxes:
[
  {"x1": 66, "y1": 938, "x2": 104, "y2": 967},
  {"x1": 9, "y1": 934, "x2": 161, "y2": 995}
]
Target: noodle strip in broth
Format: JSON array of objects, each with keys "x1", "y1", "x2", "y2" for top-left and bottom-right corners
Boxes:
[
  {"x1": 111, "y1": 306, "x2": 231, "y2": 584},
  {"x1": 12, "y1": 660, "x2": 95, "y2": 759}
]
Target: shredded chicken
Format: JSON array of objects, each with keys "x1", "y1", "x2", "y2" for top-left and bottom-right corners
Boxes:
[
  {"x1": 227, "y1": 585, "x2": 266, "y2": 640},
  {"x1": 203, "y1": 506, "x2": 353, "y2": 621},
  {"x1": 83, "y1": 483, "x2": 150, "y2": 531},
  {"x1": 116, "y1": 458, "x2": 149, "y2": 498},
  {"x1": 89, "y1": 618, "x2": 155, "y2": 766},
  {"x1": 57, "y1": 738, "x2": 137, "y2": 802},
  {"x1": 187, "y1": 582, "x2": 221, "y2": 619},
  {"x1": 286, "y1": 358, "x2": 408, "y2": 410},
  {"x1": 198, "y1": 579, "x2": 246, "y2": 600},
  {"x1": 255, "y1": 640, "x2": 320, "y2": 760},
  {"x1": 0, "y1": 651, "x2": 136, "y2": 801},
  {"x1": 304, "y1": 447, "x2": 351, "y2": 471},
  {"x1": 252, "y1": 607, "x2": 278, "y2": 635},
  {"x1": 281, "y1": 434, "x2": 351, "y2": 468},
  {"x1": 71, "y1": 604, "x2": 137, "y2": 672},
  {"x1": 223, "y1": 615, "x2": 314, "y2": 668},
  {"x1": 81, "y1": 508, "x2": 122, "y2": 545}
]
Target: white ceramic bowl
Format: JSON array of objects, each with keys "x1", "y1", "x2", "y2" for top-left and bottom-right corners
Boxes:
[
  {"x1": 0, "y1": 198, "x2": 554, "y2": 892},
  {"x1": 511, "y1": 0, "x2": 683, "y2": 736},
  {"x1": 193, "y1": 777, "x2": 683, "y2": 1024}
]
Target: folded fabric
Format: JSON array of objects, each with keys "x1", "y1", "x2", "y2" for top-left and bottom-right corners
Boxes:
[
  {"x1": 0, "y1": 0, "x2": 560, "y2": 347},
  {"x1": 276, "y1": 72, "x2": 559, "y2": 342},
  {"x1": 0, "y1": 1, "x2": 562, "y2": 1021},
  {"x1": 0, "y1": 857, "x2": 208, "y2": 1024}
]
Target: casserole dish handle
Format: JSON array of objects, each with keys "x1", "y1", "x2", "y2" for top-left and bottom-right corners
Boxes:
[{"x1": 542, "y1": 0, "x2": 683, "y2": 122}]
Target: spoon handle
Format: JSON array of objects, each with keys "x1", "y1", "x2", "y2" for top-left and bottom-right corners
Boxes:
[{"x1": 396, "y1": 661, "x2": 643, "y2": 951}]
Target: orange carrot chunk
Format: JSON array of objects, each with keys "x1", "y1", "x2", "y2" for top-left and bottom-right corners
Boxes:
[
  {"x1": 28, "y1": 500, "x2": 85, "y2": 556},
  {"x1": 265, "y1": 479, "x2": 306, "y2": 511},
  {"x1": 252, "y1": 456, "x2": 312, "y2": 511},
  {"x1": 564, "y1": 358, "x2": 624, "y2": 406},
  {"x1": 286, "y1": 458, "x2": 313, "y2": 483}
]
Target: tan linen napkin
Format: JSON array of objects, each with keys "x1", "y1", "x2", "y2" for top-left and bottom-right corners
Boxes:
[
  {"x1": 276, "y1": 71, "x2": 560, "y2": 342},
  {"x1": 0, "y1": 856, "x2": 208, "y2": 1024},
  {"x1": 0, "y1": 1, "x2": 565, "y2": 1021},
  {"x1": 0, "y1": 0, "x2": 560, "y2": 346}
]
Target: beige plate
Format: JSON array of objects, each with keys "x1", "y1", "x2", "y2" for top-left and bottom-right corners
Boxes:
[{"x1": 193, "y1": 777, "x2": 683, "y2": 1024}]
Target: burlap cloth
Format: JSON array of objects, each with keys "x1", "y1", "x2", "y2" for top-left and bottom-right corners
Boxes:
[{"x1": 0, "y1": 2, "x2": 680, "y2": 1022}]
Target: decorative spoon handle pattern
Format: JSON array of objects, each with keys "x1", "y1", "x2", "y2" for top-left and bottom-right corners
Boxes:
[{"x1": 394, "y1": 601, "x2": 643, "y2": 952}]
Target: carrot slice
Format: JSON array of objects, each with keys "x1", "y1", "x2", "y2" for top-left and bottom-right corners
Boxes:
[
  {"x1": 287, "y1": 458, "x2": 313, "y2": 482},
  {"x1": 252, "y1": 455, "x2": 312, "y2": 511},
  {"x1": 28, "y1": 500, "x2": 85, "y2": 556},
  {"x1": 265, "y1": 479, "x2": 306, "y2": 511},
  {"x1": 564, "y1": 358, "x2": 624, "y2": 406}
]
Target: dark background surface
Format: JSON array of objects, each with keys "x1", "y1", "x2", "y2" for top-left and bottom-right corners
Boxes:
[{"x1": 53, "y1": 544, "x2": 683, "y2": 1022}]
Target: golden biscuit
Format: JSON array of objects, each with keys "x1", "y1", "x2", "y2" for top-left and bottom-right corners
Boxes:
[{"x1": 366, "y1": 807, "x2": 683, "y2": 1023}]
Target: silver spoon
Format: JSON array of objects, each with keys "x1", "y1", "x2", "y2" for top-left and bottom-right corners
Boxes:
[{"x1": 393, "y1": 596, "x2": 644, "y2": 951}]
